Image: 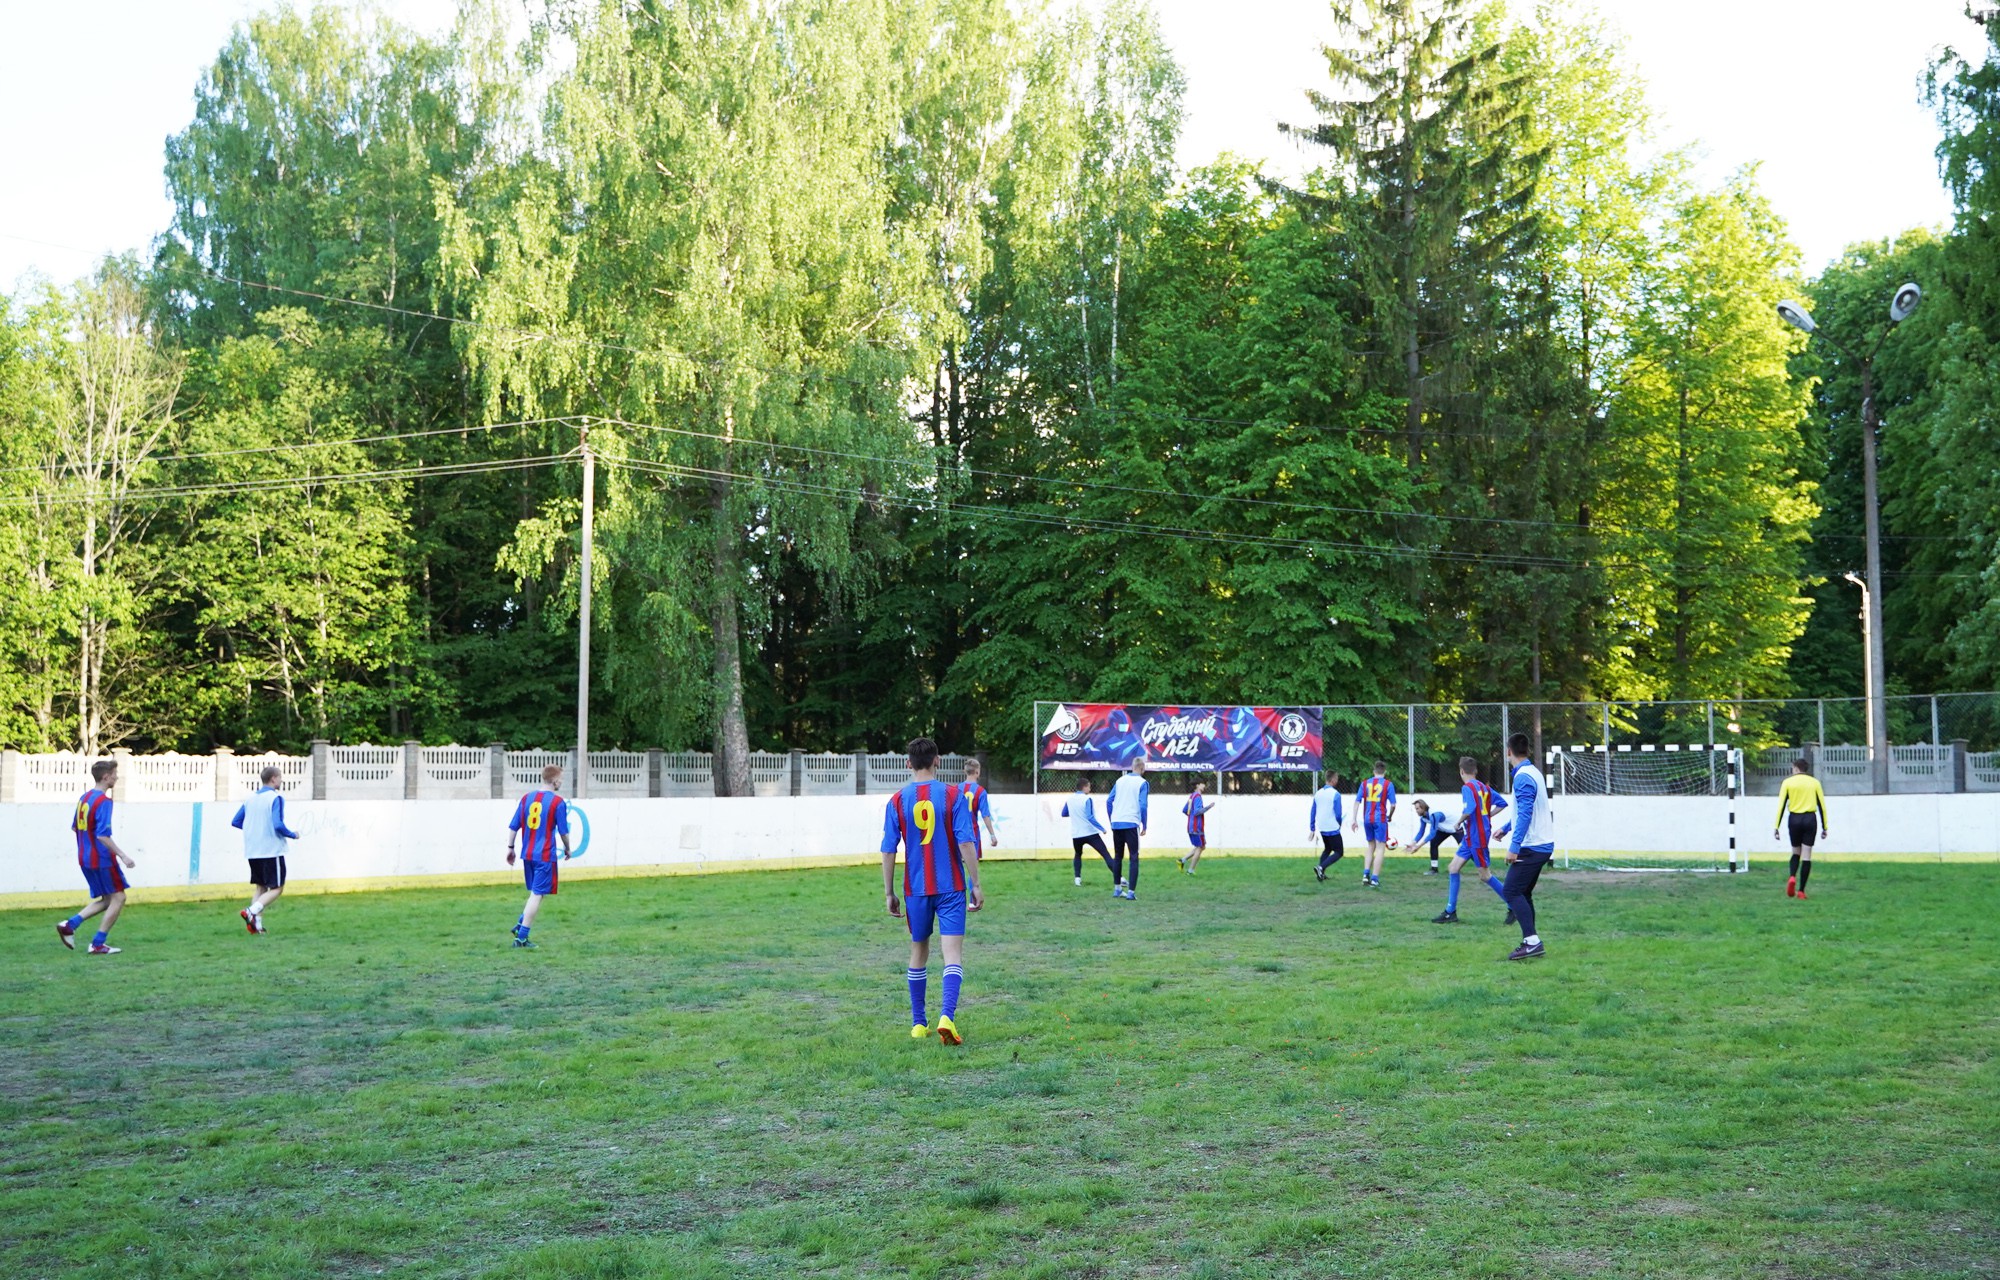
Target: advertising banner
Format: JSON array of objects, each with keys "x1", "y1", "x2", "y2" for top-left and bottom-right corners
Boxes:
[{"x1": 1038, "y1": 704, "x2": 1322, "y2": 773}]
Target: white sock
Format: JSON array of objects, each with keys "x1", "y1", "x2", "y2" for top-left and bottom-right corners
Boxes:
[{"x1": 1524, "y1": 934, "x2": 1541, "y2": 946}]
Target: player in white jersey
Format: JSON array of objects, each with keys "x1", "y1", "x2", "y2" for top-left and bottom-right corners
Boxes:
[
  {"x1": 1309, "y1": 774, "x2": 1345, "y2": 882},
  {"x1": 231, "y1": 765, "x2": 301, "y2": 934},
  {"x1": 1061, "y1": 778, "x2": 1116, "y2": 886},
  {"x1": 1499, "y1": 733, "x2": 1556, "y2": 960}
]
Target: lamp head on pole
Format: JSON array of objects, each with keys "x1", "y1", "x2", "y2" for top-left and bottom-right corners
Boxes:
[
  {"x1": 1843, "y1": 570, "x2": 1866, "y2": 594},
  {"x1": 1776, "y1": 300, "x2": 1817, "y2": 334},
  {"x1": 1889, "y1": 281, "x2": 1922, "y2": 324}
]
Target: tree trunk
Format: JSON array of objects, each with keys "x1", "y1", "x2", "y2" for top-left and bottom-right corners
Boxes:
[{"x1": 708, "y1": 476, "x2": 752, "y2": 797}]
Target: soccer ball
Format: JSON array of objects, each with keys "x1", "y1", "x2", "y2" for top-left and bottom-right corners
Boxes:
[{"x1": 1386, "y1": 838, "x2": 1400, "y2": 850}]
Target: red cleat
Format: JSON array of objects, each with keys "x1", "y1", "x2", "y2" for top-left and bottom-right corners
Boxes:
[
  {"x1": 1795, "y1": 892, "x2": 1808, "y2": 900},
  {"x1": 1785, "y1": 875, "x2": 1797, "y2": 898},
  {"x1": 241, "y1": 909, "x2": 258, "y2": 934},
  {"x1": 56, "y1": 921, "x2": 75, "y2": 950}
]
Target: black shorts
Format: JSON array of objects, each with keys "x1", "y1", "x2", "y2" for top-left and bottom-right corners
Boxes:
[
  {"x1": 249, "y1": 856, "x2": 287, "y2": 889},
  {"x1": 1786, "y1": 814, "x2": 1819, "y2": 849}
]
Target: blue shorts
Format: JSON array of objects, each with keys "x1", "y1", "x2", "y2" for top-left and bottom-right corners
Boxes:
[
  {"x1": 1363, "y1": 819, "x2": 1390, "y2": 844},
  {"x1": 81, "y1": 863, "x2": 127, "y2": 899},
  {"x1": 1457, "y1": 843, "x2": 1491, "y2": 870},
  {"x1": 1187, "y1": 831, "x2": 1206, "y2": 849},
  {"x1": 907, "y1": 890, "x2": 966, "y2": 941},
  {"x1": 523, "y1": 859, "x2": 559, "y2": 896}
]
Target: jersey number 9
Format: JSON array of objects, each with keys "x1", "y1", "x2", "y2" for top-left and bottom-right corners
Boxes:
[{"x1": 913, "y1": 799, "x2": 936, "y2": 847}]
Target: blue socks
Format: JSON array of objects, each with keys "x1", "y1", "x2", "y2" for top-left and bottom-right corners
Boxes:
[
  {"x1": 65, "y1": 914, "x2": 83, "y2": 930},
  {"x1": 907, "y1": 967, "x2": 928, "y2": 1026},
  {"x1": 91, "y1": 931, "x2": 107, "y2": 947},
  {"x1": 1486, "y1": 874, "x2": 1506, "y2": 899},
  {"x1": 1447, "y1": 872, "x2": 1461, "y2": 912},
  {"x1": 942, "y1": 964, "x2": 963, "y2": 1019},
  {"x1": 514, "y1": 922, "x2": 529, "y2": 941}
]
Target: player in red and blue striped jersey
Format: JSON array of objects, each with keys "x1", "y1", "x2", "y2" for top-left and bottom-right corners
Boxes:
[
  {"x1": 960, "y1": 758, "x2": 1000, "y2": 859},
  {"x1": 1349, "y1": 763, "x2": 1397, "y2": 887},
  {"x1": 505, "y1": 764, "x2": 572, "y2": 949},
  {"x1": 1431, "y1": 756, "x2": 1511, "y2": 924},
  {"x1": 881, "y1": 737, "x2": 983, "y2": 1046},
  {"x1": 55, "y1": 759, "x2": 138, "y2": 955},
  {"x1": 1178, "y1": 784, "x2": 1214, "y2": 874}
]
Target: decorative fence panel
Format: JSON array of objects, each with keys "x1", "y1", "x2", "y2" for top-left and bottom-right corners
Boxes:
[
  {"x1": 421, "y1": 746, "x2": 492, "y2": 801},
  {"x1": 327, "y1": 746, "x2": 403, "y2": 800},
  {"x1": 1889, "y1": 744, "x2": 1955, "y2": 794},
  {"x1": 231, "y1": 754, "x2": 309, "y2": 798},
  {"x1": 1968, "y1": 751, "x2": 2000, "y2": 792},
  {"x1": 505, "y1": 751, "x2": 569, "y2": 793},
  {"x1": 122, "y1": 754, "x2": 215, "y2": 803},
  {"x1": 748, "y1": 752, "x2": 791, "y2": 798},
  {"x1": 659, "y1": 753, "x2": 714, "y2": 798},
  {"x1": 866, "y1": 753, "x2": 909, "y2": 791},
  {"x1": 15, "y1": 754, "x2": 93, "y2": 802},
  {"x1": 800, "y1": 753, "x2": 856, "y2": 796},
  {"x1": 586, "y1": 751, "x2": 649, "y2": 799}
]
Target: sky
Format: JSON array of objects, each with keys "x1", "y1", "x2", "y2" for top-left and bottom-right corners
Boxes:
[{"x1": 0, "y1": 0, "x2": 1978, "y2": 291}]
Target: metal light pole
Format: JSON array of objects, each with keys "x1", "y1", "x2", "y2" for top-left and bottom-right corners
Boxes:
[
  {"x1": 576, "y1": 419, "x2": 596, "y2": 800},
  {"x1": 1778, "y1": 283, "x2": 1922, "y2": 794}
]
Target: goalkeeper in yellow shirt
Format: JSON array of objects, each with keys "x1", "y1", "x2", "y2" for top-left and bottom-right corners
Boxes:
[{"x1": 1773, "y1": 759, "x2": 1829, "y2": 899}]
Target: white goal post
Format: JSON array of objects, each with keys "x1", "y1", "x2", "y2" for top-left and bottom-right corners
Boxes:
[{"x1": 1547, "y1": 744, "x2": 1745, "y2": 872}]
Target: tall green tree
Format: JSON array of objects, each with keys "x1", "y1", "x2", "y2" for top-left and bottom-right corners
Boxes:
[{"x1": 442, "y1": 0, "x2": 954, "y2": 788}]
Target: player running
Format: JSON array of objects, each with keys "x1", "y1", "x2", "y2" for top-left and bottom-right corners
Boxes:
[
  {"x1": 1107, "y1": 758, "x2": 1149, "y2": 901},
  {"x1": 231, "y1": 765, "x2": 301, "y2": 934},
  {"x1": 1062, "y1": 777, "x2": 1115, "y2": 886},
  {"x1": 55, "y1": 760, "x2": 137, "y2": 955},
  {"x1": 882, "y1": 737, "x2": 983, "y2": 1045},
  {"x1": 505, "y1": 764, "x2": 572, "y2": 948},
  {"x1": 1179, "y1": 783, "x2": 1214, "y2": 874},
  {"x1": 1499, "y1": 734, "x2": 1555, "y2": 960},
  {"x1": 961, "y1": 758, "x2": 1000, "y2": 858},
  {"x1": 1409, "y1": 799, "x2": 1455, "y2": 875},
  {"x1": 1349, "y1": 762, "x2": 1397, "y2": 887},
  {"x1": 1310, "y1": 773, "x2": 1345, "y2": 881},
  {"x1": 1431, "y1": 757, "x2": 1510, "y2": 924},
  {"x1": 1774, "y1": 758, "x2": 1829, "y2": 899}
]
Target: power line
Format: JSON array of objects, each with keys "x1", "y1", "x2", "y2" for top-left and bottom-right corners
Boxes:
[{"x1": 0, "y1": 454, "x2": 567, "y2": 510}]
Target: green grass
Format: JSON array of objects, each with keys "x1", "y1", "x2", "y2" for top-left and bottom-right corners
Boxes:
[{"x1": 3, "y1": 859, "x2": 1995, "y2": 1278}]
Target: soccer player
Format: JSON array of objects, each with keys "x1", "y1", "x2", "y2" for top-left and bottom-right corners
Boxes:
[
  {"x1": 1107, "y1": 757, "x2": 1149, "y2": 900},
  {"x1": 1349, "y1": 762, "x2": 1397, "y2": 887},
  {"x1": 1062, "y1": 778, "x2": 1115, "y2": 886},
  {"x1": 231, "y1": 765, "x2": 301, "y2": 934},
  {"x1": 55, "y1": 760, "x2": 137, "y2": 955},
  {"x1": 1310, "y1": 773, "x2": 1345, "y2": 881},
  {"x1": 1178, "y1": 783, "x2": 1214, "y2": 874},
  {"x1": 505, "y1": 764, "x2": 572, "y2": 949},
  {"x1": 882, "y1": 736, "x2": 983, "y2": 1045},
  {"x1": 1499, "y1": 734, "x2": 1555, "y2": 960},
  {"x1": 961, "y1": 758, "x2": 1000, "y2": 858},
  {"x1": 1773, "y1": 758, "x2": 1829, "y2": 899},
  {"x1": 1409, "y1": 799, "x2": 1455, "y2": 874},
  {"x1": 1431, "y1": 757, "x2": 1510, "y2": 924}
]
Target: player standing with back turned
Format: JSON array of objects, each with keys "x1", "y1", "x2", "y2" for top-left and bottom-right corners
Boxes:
[
  {"x1": 1774, "y1": 758, "x2": 1829, "y2": 899},
  {"x1": 1107, "y1": 758, "x2": 1149, "y2": 901},
  {"x1": 232, "y1": 765, "x2": 301, "y2": 934},
  {"x1": 882, "y1": 737, "x2": 983, "y2": 1044},
  {"x1": 1310, "y1": 773, "x2": 1345, "y2": 881},
  {"x1": 506, "y1": 764, "x2": 572, "y2": 948},
  {"x1": 1350, "y1": 762, "x2": 1396, "y2": 888}
]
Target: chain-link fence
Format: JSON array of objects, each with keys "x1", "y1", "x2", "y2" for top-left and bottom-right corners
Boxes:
[{"x1": 1306, "y1": 693, "x2": 2000, "y2": 797}]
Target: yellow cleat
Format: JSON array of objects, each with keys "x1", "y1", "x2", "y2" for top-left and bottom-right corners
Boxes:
[
  {"x1": 910, "y1": 1023, "x2": 930, "y2": 1040},
  {"x1": 936, "y1": 1014, "x2": 962, "y2": 1046}
]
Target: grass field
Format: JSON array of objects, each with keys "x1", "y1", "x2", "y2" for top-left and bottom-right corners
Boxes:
[{"x1": 3, "y1": 857, "x2": 1995, "y2": 1279}]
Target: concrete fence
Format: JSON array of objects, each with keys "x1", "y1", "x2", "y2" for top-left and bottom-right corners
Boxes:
[
  {"x1": 0, "y1": 745, "x2": 972, "y2": 803},
  {"x1": 1, "y1": 790, "x2": 1993, "y2": 906}
]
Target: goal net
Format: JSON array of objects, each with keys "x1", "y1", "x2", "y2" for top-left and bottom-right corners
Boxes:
[{"x1": 1548, "y1": 745, "x2": 1744, "y2": 872}]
